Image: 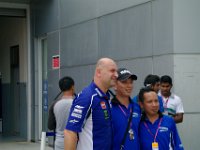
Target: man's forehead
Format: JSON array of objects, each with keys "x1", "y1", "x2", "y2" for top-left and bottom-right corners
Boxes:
[
  {"x1": 106, "y1": 63, "x2": 117, "y2": 69},
  {"x1": 144, "y1": 91, "x2": 157, "y2": 98},
  {"x1": 161, "y1": 82, "x2": 171, "y2": 86},
  {"x1": 118, "y1": 78, "x2": 133, "y2": 83}
]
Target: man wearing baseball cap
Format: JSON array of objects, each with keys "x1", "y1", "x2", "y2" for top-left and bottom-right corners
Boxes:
[{"x1": 111, "y1": 68, "x2": 141, "y2": 150}]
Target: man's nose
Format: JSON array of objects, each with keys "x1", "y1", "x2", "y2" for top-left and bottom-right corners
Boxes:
[
  {"x1": 115, "y1": 71, "x2": 118, "y2": 78},
  {"x1": 152, "y1": 101, "x2": 157, "y2": 106}
]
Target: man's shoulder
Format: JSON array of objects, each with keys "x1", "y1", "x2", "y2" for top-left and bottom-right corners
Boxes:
[
  {"x1": 78, "y1": 85, "x2": 98, "y2": 99},
  {"x1": 49, "y1": 99, "x2": 59, "y2": 111},
  {"x1": 162, "y1": 115, "x2": 176, "y2": 126},
  {"x1": 170, "y1": 93, "x2": 182, "y2": 102},
  {"x1": 73, "y1": 84, "x2": 99, "y2": 107},
  {"x1": 132, "y1": 95, "x2": 139, "y2": 103},
  {"x1": 54, "y1": 98, "x2": 73, "y2": 107},
  {"x1": 163, "y1": 115, "x2": 174, "y2": 121}
]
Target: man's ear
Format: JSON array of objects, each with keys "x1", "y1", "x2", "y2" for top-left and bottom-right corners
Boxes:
[
  {"x1": 71, "y1": 85, "x2": 75, "y2": 93},
  {"x1": 96, "y1": 68, "x2": 101, "y2": 78}
]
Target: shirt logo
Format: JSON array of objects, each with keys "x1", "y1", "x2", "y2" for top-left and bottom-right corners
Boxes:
[
  {"x1": 159, "y1": 126, "x2": 168, "y2": 132},
  {"x1": 100, "y1": 101, "x2": 107, "y2": 109},
  {"x1": 103, "y1": 110, "x2": 109, "y2": 119},
  {"x1": 71, "y1": 112, "x2": 82, "y2": 118},
  {"x1": 69, "y1": 119, "x2": 79, "y2": 124},
  {"x1": 75, "y1": 105, "x2": 84, "y2": 109},
  {"x1": 71, "y1": 105, "x2": 84, "y2": 119},
  {"x1": 73, "y1": 108, "x2": 83, "y2": 114},
  {"x1": 120, "y1": 70, "x2": 131, "y2": 74},
  {"x1": 132, "y1": 112, "x2": 139, "y2": 118}
]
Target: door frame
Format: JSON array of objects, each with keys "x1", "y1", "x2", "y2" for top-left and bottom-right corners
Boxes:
[
  {"x1": 35, "y1": 36, "x2": 47, "y2": 141},
  {"x1": 0, "y1": 2, "x2": 31, "y2": 141}
]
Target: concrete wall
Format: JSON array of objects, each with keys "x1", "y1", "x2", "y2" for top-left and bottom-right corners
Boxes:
[
  {"x1": 31, "y1": 0, "x2": 200, "y2": 149},
  {"x1": 172, "y1": 1, "x2": 200, "y2": 149}
]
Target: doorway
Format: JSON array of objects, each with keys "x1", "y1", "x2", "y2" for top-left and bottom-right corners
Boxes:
[{"x1": 0, "y1": 3, "x2": 31, "y2": 141}]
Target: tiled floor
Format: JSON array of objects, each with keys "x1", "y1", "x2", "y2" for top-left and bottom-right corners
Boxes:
[
  {"x1": 0, "y1": 134, "x2": 52, "y2": 150},
  {"x1": 0, "y1": 141, "x2": 52, "y2": 150}
]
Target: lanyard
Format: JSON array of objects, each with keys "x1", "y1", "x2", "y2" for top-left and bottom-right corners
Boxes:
[
  {"x1": 118, "y1": 104, "x2": 132, "y2": 118},
  {"x1": 118, "y1": 104, "x2": 133, "y2": 126},
  {"x1": 162, "y1": 97, "x2": 169, "y2": 109},
  {"x1": 144, "y1": 118, "x2": 163, "y2": 142}
]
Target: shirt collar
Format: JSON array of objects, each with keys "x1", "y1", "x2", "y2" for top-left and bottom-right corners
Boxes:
[
  {"x1": 91, "y1": 82, "x2": 110, "y2": 99},
  {"x1": 111, "y1": 96, "x2": 133, "y2": 106},
  {"x1": 141, "y1": 111, "x2": 163, "y2": 121}
]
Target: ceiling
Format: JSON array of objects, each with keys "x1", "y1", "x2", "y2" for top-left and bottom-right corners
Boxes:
[
  {"x1": 0, "y1": 0, "x2": 30, "y2": 17},
  {"x1": 0, "y1": 0, "x2": 30, "y2": 4}
]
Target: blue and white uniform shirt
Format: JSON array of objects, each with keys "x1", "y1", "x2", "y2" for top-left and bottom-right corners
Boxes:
[
  {"x1": 139, "y1": 114, "x2": 184, "y2": 150},
  {"x1": 111, "y1": 97, "x2": 141, "y2": 150},
  {"x1": 66, "y1": 82, "x2": 112, "y2": 150}
]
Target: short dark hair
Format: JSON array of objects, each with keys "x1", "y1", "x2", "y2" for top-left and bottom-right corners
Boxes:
[
  {"x1": 144, "y1": 74, "x2": 160, "y2": 86},
  {"x1": 160, "y1": 75, "x2": 172, "y2": 85},
  {"x1": 59, "y1": 76, "x2": 74, "y2": 91},
  {"x1": 138, "y1": 86, "x2": 154, "y2": 103}
]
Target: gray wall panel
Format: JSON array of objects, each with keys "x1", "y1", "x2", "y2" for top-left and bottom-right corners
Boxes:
[
  {"x1": 153, "y1": 54, "x2": 174, "y2": 77},
  {"x1": 61, "y1": 65, "x2": 95, "y2": 93},
  {"x1": 60, "y1": 0, "x2": 151, "y2": 27},
  {"x1": 174, "y1": 54, "x2": 200, "y2": 112},
  {"x1": 173, "y1": 0, "x2": 200, "y2": 53},
  {"x1": 152, "y1": 0, "x2": 174, "y2": 55},
  {"x1": 47, "y1": 70, "x2": 60, "y2": 106},
  {"x1": 60, "y1": 0, "x2": 98, "y2": 27},
  {"x1": 47, "y1": 31, "x2": 60, "y2": 71},
  {"x1": 177, "y1": 113, "x2": 200, "y2": 150},
  {"x1": 98, "y1": 0, "x2": 151, "y2": 17},
  {"x1": 33, "y1": 0, "x2": 59, "y2": 36},
  {"x1": 99, "y1": 3, "x2": 152, "y2": 60},
  {"x1": 60, "y1": 20, "x2": 98, "y2": 67}
]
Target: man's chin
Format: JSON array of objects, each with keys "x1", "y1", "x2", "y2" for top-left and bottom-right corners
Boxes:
[
  {"x1": 162, "y1": 92, "x2": 168, "y2": 96},
  {"x1": 110, "y1": 81, "x2": 116, "y2": 87}
]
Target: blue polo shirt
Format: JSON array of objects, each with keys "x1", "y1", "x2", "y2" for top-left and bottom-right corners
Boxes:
[
  {"x1": 111, "y1": 97, "x2": 141, "y2": 150},
  {"x1": 139, "y1": 114, "x2": 184, "y2": 150},
  {"x1": 66, "y1": 82, "x2": 112, "y2": 150},
  {"x1": 132, "y1": 95, "x2": 164, "y2": 112}
]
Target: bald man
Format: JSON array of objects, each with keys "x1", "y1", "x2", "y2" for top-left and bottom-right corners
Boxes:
[{"x1": 64, "y1": 58, "x2": 118, "y2": 150}]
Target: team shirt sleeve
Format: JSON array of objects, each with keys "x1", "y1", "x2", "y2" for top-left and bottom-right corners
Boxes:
[
  {"x1": 170, "y1": 118, "x2": 184, "y2": 150},
  {"x1": 65, "y1": 92, "x2": 91, "y2": 132},
  {"x1": 175, "y1": 96, "x2": 184, "y2": 114}
]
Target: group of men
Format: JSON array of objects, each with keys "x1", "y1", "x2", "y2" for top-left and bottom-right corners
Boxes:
[{"x1": 48, "y1": 57, "x2": 184, "y2": 150}]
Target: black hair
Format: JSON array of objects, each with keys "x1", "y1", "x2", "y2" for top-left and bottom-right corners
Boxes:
[
  {"x1": 144, "y1": 74, "x2": 160, "y2": 86},
  {"x1": 160, "y1": 75, "x2": 172, "y2": 85},
  {"x1": 59, "y1": 76, "x2": 74, "y2": 92},
  {"x1": 138, "y1": 86, "x2": 154, "y2": 103}
]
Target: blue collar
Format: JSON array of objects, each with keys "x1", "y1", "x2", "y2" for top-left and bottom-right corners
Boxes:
[{"x1": 91, "y1": 82, "x2": 110, "y2": 100}]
